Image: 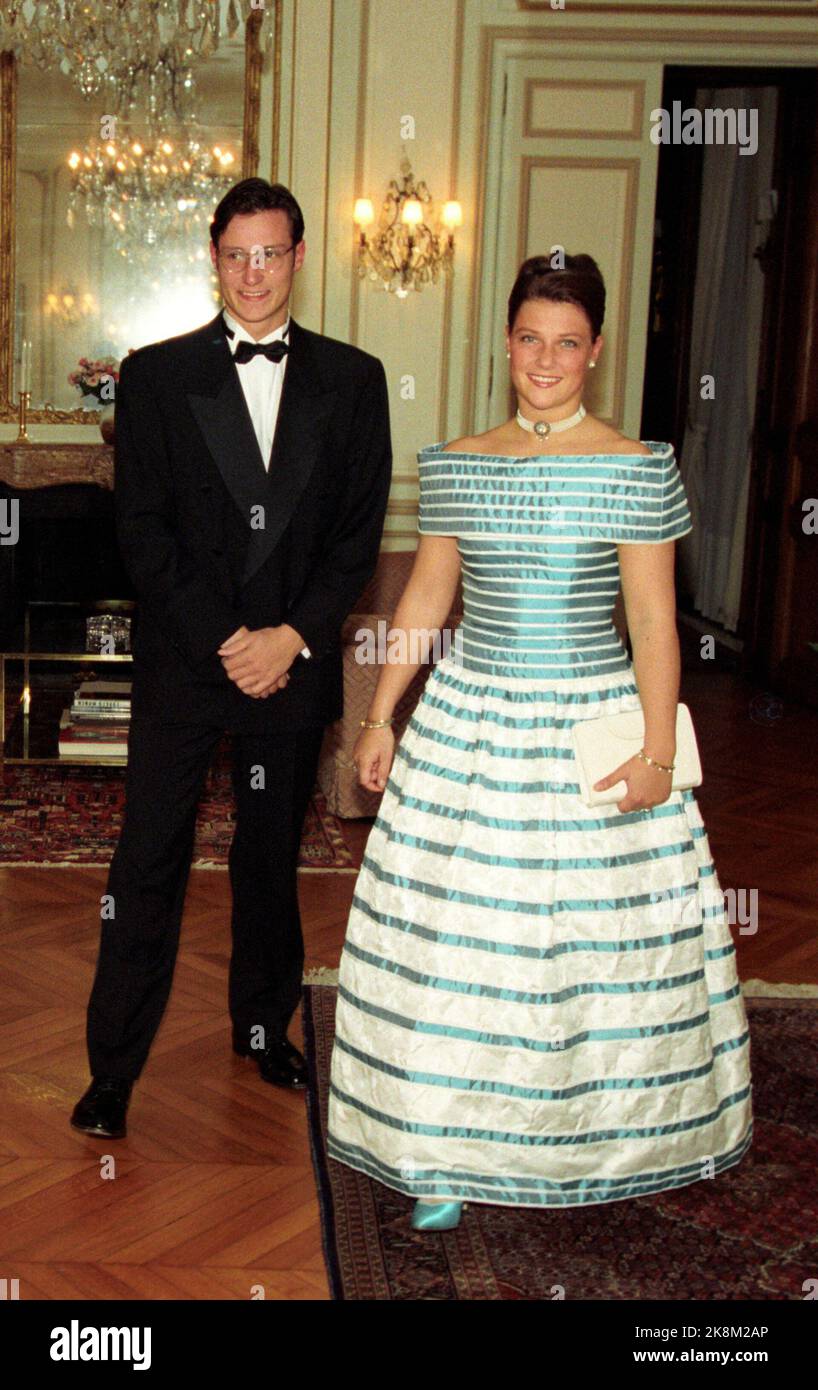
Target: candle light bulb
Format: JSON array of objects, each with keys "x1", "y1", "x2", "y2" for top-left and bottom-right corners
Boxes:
[
  {"x1": 353, "y1": 198, "x2": 375, "y2": 227},
  {"x1": 401, "y1": 198, "x2": 423, "y2": 226}
]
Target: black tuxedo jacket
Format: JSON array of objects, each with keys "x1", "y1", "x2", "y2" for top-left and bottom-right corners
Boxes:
[{"x1": 113, "y1": 313, "x2": 392, "y2": 731}]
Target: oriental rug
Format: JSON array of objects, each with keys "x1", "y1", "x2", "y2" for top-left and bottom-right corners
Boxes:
[
  {"x1": 0, "y1": 755, "x2": 353, "y2": 869},
  {"x1": 304, "y1": 987, "x2": 818, "y2": 1300}
]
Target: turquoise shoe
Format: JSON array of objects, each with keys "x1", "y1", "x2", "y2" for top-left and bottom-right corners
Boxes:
[{"x1": 411, "y1": 1199, "x2": 465, "y2": 1231}]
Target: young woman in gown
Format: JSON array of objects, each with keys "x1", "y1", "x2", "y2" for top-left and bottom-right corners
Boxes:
[{"x1": 326, "y1": 253, "x2": 753, "y2": 1232}]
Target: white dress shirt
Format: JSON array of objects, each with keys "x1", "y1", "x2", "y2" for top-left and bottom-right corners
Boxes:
[
  {"x1": 223, "y1": 306, "x2": 289, "y2": 470},
  {"x1": 223, "y1": 307, "x2": 310, "y2": 659}
]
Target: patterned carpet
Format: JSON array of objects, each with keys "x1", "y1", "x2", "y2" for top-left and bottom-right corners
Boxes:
[
  {"x1": 304, "y1": 987, "x2": 818, "y2": 1300},
  {"x1": 0, "y1": 757, "x2": 353, "y2": 869}
]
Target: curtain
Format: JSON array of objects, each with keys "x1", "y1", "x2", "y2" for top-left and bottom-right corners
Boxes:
[{"x1": 678, "y1": 87, "x2": 778, "y2": 631}]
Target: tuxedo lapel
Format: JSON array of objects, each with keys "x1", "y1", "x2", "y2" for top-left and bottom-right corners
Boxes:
[
  {"x1": 187, "y1": 316, "x2": 268, "y2": 532},
  {"x1": 256, "y1": 318, "x2": 337, "y2": 582},
  {"x1": 187, "y1": 315, "x2": 337, "y2": 586}
]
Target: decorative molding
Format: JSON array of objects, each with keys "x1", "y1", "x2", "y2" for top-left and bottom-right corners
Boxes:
[
  {"x1": 524, "y1": 78, "x2": 645, "y2": 141},
  {"x1": 437, "y1": 0, "x2": 466, "y2": 447},
  {"x1": 270, "y1": 0, "x2": 284, "y2": 180},
  {"x1": 285, "y1": 0, "x2": 296, "y2": 187},
  {"x1": 382, "y1": 528, "x2": 422, "y2": 544},
  {"x1": 461, "y1": 28, "x2": 496, "y2": 431},
  {"x1": 349, "y1": 0, "x2": 370, "y2": 348},
  {"x1": 386, "y1": 500, "x2": 423, "y2": 516},
  {"x1": 517, "y1": 155, "x2": 639, "y2": 427},
  {"x1": 517, "y1": 0, "x2": 818, "y2": 13},
  {"x1": 319, "y1": 0, "x2": 335, "y2": 335}
]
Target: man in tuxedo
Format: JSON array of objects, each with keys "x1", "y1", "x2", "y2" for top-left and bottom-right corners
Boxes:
[{"x1": 71, "y1": 178, "x2": 392, "y2": 1138}]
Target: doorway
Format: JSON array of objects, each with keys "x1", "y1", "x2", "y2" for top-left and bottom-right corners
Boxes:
[{"x1": 642, "y1": 66, "x2": 818, "y2": 702}]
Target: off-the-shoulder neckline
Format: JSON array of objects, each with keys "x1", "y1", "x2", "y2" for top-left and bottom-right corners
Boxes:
[{"x1": 418, "y1": 440, "x2": 674, "y2": 461}]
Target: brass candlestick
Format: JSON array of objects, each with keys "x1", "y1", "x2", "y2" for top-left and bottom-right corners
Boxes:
[{"x1": 16, "y1": 390, "x2": 31, "y2": 442}]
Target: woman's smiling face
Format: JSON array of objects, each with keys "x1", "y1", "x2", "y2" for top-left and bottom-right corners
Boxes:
[{"x1": 506, "y1": 298, "x2": 602, "y2": 417}]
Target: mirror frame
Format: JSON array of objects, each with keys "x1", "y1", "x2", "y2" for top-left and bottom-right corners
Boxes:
[{"x1": 0, "y1": 8, "x2": 275, "y2": 423}]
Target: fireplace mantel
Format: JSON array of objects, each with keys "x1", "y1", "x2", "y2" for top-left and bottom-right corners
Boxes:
[{"x1": 0, "y1": 443, "x2": 113, "y2": 491}]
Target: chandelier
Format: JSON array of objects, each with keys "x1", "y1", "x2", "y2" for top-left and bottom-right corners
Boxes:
[
  {"x1": 353, "y1": 158, "x2": 462, "y2": 297},
  {"x1": 0, "y1": 2, "x2": 274, "y2": 104},
  {"x1": 66, "y1": 126, "x2": 237, "y2": 260}
]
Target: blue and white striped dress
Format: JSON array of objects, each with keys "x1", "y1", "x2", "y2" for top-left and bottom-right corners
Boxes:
[{"x1": 326, "y1": 441, "x2": 753, "y2": 1208}]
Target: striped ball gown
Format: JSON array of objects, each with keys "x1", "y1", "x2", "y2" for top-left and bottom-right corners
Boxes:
[{"x1": 326, "y1": 441, "x2": 753, "y2": 1208}]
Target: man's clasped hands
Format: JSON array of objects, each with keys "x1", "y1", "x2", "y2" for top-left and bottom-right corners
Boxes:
[{"x1": 218, "y1": 623, "x2": 304, "y2": 698}]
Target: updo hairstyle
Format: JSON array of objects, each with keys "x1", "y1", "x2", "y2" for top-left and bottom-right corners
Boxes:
[{"x1": 507, "y1": 253, "x2": 606, "y2": 339}]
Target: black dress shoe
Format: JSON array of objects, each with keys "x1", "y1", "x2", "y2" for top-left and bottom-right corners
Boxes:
[
  {"x1": 232, "y1": 1031, "x2": 309, "y2": 1089},
  {"x1": 70, "y1": 1076, "x2": 133, "y2": 1138}
]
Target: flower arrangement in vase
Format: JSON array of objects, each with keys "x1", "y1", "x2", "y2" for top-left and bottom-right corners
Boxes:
[{"x1": 68, "y1": 356, "x2": 120, "y2": 408}]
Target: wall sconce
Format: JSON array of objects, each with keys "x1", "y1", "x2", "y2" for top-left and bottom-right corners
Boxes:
[
  {"x1": 43, "y1": 288, "x2": 98, "y2": 324},
  {"x1": 354, "y1": 157, "x2": 462, "y2": 297}
]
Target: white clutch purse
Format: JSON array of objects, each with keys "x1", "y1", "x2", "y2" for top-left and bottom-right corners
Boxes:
[{"x1": 571, "y1": 702, "x2": 703, "y2": 806}]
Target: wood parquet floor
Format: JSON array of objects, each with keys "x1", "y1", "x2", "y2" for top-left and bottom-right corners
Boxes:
[{"x1": 0, "y1": 653, "x2": 816, "y2": 1301}]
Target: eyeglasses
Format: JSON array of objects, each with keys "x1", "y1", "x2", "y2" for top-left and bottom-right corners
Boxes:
[{"x1": 217, "y1": 245, "x2": 295, "y2": 272}]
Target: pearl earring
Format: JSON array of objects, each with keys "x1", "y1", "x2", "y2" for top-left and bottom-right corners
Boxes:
[{"x1": 589, "y1": 361, "x2": 596, "y2": 368}]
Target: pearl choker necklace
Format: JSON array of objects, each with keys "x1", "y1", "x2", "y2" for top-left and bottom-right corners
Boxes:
[{"x1": 516, "y1": 403, "x2": 586, "y2": 438}]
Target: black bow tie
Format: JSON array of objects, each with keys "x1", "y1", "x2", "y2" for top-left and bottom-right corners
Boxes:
[{"x1": 232, "y1": 338, "x2": 289, "y2": 365}]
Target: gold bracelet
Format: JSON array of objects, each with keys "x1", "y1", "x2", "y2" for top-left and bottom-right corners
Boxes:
[
  {"x1": 360, "y1": 717, "x2": 395, "y2": 729},
  {"x1": 637, "y1": 748, "x2": 674, "y2": 774}
]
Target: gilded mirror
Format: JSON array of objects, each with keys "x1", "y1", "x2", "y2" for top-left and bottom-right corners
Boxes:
[{"x1": 0, "y1": 11, "x2": 269, "y2": 422}]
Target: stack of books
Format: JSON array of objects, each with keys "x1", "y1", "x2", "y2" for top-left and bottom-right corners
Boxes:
[{"x1": 58, "y1": 680, "x2": 132, "y2": 760}]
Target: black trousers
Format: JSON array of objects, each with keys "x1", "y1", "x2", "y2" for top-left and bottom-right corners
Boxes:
[{"x1": 86, "y1": 714, "x2": 326, "y2": 1080}]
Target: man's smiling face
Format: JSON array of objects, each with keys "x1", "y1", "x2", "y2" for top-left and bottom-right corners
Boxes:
[{"x1": 210, "y1": 208, "x2": 305, "y2": 340}]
